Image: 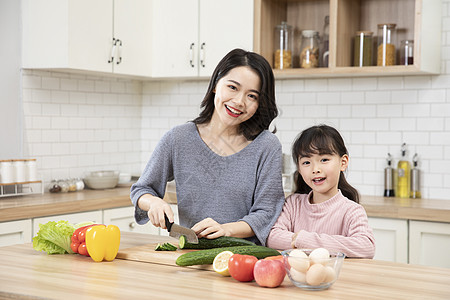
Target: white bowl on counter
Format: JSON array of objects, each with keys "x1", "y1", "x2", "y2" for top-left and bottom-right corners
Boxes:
[{"x1": 83, "y1": 170, "x2": 120, "y2": 189}]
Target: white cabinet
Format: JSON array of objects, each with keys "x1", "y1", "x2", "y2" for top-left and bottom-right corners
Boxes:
[
  {"x1": 0, "y1": 219, "x2": 32, "y2": 247},
  {"x1": 151, "y1": 0, "x2": 254, "y2": 78},
  {"x1": 32, "y1": 211, "x2": 102, "y2": 236},
  {"x1": 103, "y1": 206, "x2": 160, "y2": 235},
  {"x1": 368, "y1": 217, "x2": 408, "y2": 263},
  {"x1": 22, "y1": 0, "x2": 152, "y2": 77},
  {"x1": 409, "y1": 221, "x2": 450, "y2": 268}
]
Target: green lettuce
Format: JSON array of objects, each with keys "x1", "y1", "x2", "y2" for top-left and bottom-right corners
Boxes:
[{"x1": 33, "y1": 220, "x2": 76, "y2": 254}]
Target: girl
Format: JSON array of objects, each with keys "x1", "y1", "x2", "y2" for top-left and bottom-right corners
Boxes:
[
  {"x1": 131, "y1": 49, "x2": 285, "y2": 246},
  {"x1": 267, "y1": 124, "x2": 375, "y2": 258}
]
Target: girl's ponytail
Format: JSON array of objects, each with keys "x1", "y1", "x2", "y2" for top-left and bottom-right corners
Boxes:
[{"x1": 338, "y1": 172, "x2": 360, "y2": 203}]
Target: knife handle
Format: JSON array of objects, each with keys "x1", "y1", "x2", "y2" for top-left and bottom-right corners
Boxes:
[{"x1": 164, "y1": 214, "x2": 173, "y2": 231}]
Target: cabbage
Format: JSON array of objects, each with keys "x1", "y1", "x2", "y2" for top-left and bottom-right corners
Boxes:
[{"x1": 32, "y1": 220, "x2": 76, "y2": 254}]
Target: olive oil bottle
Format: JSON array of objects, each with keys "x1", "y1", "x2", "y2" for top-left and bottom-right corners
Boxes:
[{"x1": 397, "y1": 143, "x2": 411, "y2": 198}]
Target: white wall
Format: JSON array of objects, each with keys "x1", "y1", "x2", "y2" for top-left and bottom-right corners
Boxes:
[
  {"x1": 16, "y1": 1, "x2": 450, "y2": 200},
  {"x1": 0, "y1": 0, "x2": 22, "y2": 158}
]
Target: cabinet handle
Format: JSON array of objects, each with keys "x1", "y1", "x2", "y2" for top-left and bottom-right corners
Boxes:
[
  {"x1": 108, "y1": 38, "x2": 117, "y2": 64},
  {"x1": 200, "y1": 42, "x2": 206, "y2": 68},
  {"x1": 116, "y1": 39, "x2": 122, "y2": 65},
  {"x1": 129, "y1": 222, "x2": 135, "y2": 229},
  {"x1": 189, "y1": 43, "x2": 195, "y2": 68}
]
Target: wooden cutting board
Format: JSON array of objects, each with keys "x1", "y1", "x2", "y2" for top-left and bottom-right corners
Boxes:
[{"x1": 116, "y1": 243, "x2": 213, "y2": 271}]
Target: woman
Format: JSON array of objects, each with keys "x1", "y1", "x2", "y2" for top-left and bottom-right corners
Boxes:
[{"x1": 130, "y1": 49, "x2": 285, "y2": 246}]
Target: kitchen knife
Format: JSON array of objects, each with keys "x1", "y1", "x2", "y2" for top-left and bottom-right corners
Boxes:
[{"x1": 164, "y1": 214, "x2": 198, "y2": 244}]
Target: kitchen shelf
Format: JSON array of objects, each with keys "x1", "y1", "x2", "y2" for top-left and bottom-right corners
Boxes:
[
  {"x1": 253, "y1": 0, "x2": 442, "y2": 78},
  {"x1": 0, "y1": 181, "x2": 44, "y2": 198}
]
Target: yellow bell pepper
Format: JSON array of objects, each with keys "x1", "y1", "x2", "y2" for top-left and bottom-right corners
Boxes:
[{"x1": 85, "y1": 225, "x2": 120, "y2": 262}]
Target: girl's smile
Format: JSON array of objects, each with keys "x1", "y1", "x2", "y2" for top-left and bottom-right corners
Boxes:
[{"x1": 299, "y1": 153, "x2": 348, "y2": 203}]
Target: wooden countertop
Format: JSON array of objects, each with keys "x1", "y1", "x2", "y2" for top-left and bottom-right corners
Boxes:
[
  {"x1": 0, "y1": 232, "x2": 448, "y2": 299},
  {"x1": 1, "y1": 184, "x2": 449, "y2": 223}
]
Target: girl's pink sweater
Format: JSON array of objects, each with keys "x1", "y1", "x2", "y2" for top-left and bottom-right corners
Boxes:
[{"x1": 267, "y1": 191, "x2": 375, "y2": 258}]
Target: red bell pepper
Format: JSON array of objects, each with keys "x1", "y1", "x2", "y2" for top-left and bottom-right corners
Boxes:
[{"x1": 70, "y1": 224, "x2": 98, "y2": 256}]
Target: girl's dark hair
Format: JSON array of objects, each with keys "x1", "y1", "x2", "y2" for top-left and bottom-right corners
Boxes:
[
  {"x1": 193, "y1": 48, "x2": 278, "y2": 140},
  {"x1": 292, "y1": 124, "x2": 360, "y2": 203}
]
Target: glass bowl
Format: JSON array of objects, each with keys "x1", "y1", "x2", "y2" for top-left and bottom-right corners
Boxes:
[
  {"x1": 281, "y1": 249, "x2": 345, "y2": 291},
  {"x1": 83, "y1": 170, "x2": 119, "y2": 189}
]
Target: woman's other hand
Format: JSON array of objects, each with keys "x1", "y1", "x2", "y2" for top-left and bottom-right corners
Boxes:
[{"x1": 192, "y1": 217, "x2": 227, "y2": 239}]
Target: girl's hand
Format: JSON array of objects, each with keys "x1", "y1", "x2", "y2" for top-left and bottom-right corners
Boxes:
[
  {"x1": 191, "y1": 217, "x2": 228, "y2": 239},
  {"x1": 291, "y1": 232, "x2": 299, "y2": 248}
]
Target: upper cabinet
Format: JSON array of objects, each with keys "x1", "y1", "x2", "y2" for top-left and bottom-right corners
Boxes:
[
  {"x1": 254, "y1": 0, "x2": 442, "y2": 78},
  {"x1": 150, "y1": 0, "x2": 254, "y2": 78},
  {"x1": 22, "y1": 0, "x2": 153, "y2": 77}
]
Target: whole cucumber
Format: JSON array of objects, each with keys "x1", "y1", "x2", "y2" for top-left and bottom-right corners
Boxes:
[
  {"x1": 175, "y1": 245, "x2": 280, "y2": 266},
  {"x1": 179, "y1": 235, "x2": 255, "y2": 249}
]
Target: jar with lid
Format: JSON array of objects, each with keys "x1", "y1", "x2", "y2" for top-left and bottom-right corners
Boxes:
[
  {"x1": 300, "y1": 30, "x2": 320, "y2": 68},
  {"x1": 25, "y1": 159, "x2": 38, "y2": 182},
  {"x1": 67, "y1": 178, "x2": 77, "y2": 192},
  {"x1": 0, "y1": 160, "x2": 15, "y2": 184},
  {"x1": 321, "y1": 16, "x2": 330, "y2": 67},
  {"x1": 75, "y1": 178, "x2": 85, "y2": 191},
  {"x1": 274, "y1": 21, "x2": 293, "y2": 69},
  {"x1": 377, "y1": 23, "x2": 397, "y2": 66},
  {"x1": 400, "y1": 40, "x2": 414, "y2": 65},
  {"x1": 57, "y1": 179, "x2": 69, "y2": 193},
  {"x1": 48, "y1": 180, "x2": 61, "y2": 193},
  {"x1": 13, "y1": 159, "x2": 26, "y2": 183},
  {"x1": 354, "y1": 31, "x2": 373, "y2": 67}
]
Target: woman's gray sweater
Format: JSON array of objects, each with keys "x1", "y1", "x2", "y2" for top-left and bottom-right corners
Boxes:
[{"x1": 130, "y1": 122, "x2": 285, "y2": 246}]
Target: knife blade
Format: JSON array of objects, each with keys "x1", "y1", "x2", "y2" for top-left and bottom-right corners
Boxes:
[{"x1": 164, "y1": 214, "x2": 198, "y2": 244}]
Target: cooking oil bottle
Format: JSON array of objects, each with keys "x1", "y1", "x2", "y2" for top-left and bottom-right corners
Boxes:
[
  {"x1": 397, "y1": 143, "x2": 411, "y2": 198},
  {"x1": 384, "y1": 153, "x2": 395, "y2": 197},
  {"x1": 410, "y1": 153, "x2": 421, "y2": 198}
]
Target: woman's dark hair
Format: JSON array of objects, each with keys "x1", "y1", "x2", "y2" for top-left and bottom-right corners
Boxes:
[
  {"x1": 292, "y1": 124, "x2": 360, "y2": 203},
  {"x1": 193, "y1": 48, "x2": 278, "y2": 140}
]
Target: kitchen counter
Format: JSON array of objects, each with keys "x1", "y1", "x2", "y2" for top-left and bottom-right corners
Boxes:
[
  {"x1": 1, "y1": 184, "x2": 449, "y2": 223},
  {"x1": 0, "y1": 232, "x2": 448, "y2": 299}
]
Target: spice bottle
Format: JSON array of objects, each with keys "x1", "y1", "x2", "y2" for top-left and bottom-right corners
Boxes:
[
  {"x1": 48, "y1": 180, "x2": 61, "y2": 193},
  {"x1": 410, "y1": 153, "x2": 421, "y2": 199},
  {"x1": 400, "y1": 40, "x2": 414, "y2": 65},
  {"x1": 274, "y1": 22, "x2": 293, "y2": 69},
  {"x1": 377, "y1": 23, "x2": 397, "y2": 66},
  {"x1": 300, "y1": 30, "x2": 320, "y2": 68},
  {"x1": 354, "y1": 31, "x2": 373, "y2": 67},
  {"x1": 321, "y1": 16, "x2": 330, "y2": 67},
  {"x1": 384, "y1": 153, "x2": 395, "y2": 197},
  {"x1": 397, "y1": 143, "x2": 411, "y2": 198}
]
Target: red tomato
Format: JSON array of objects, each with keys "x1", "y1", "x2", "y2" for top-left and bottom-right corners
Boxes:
[
  {"x1": 228, "y1": 254, "x2": 258, "y2": 282},
  {"x1": 78, "y1": 243, "x2": 89, "y2": 256}
]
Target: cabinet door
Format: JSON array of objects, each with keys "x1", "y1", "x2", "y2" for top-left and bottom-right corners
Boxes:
[
  {"x1": 409, "y1": 220, "x2": 450, "y2": 268},
  {"x1": 0, "y1": 219, "x2": 32, "y2": 247},
  {"x1": 22, "y1": 0, "x2": 112, "y2": 72},
  {"x1": 198, "y1": 0, "x2": 254, "y2": 77},
  {"x1": 151, "y1": 0, "x2": 199, "y2": 77},
  {"x1": 368, "y1": 217, "x2": 408, "y2": 263},
  {"x1": 113, "y1": 0, "x2": 153, "y2": 77},
  {"x1": 103, "y1": 206, "x2": 159, "y2": 235},
  {"x1": 32, "y1": 211, "x2": 103, "y2": 236}
]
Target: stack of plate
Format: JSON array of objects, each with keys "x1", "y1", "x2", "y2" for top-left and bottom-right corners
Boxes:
[{"x1": 83, "y1": 170, "x2": 120, "y2": 190}]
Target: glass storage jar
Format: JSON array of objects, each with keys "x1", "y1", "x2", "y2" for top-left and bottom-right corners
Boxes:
[
  {"x1": 274, "y1": 21, "x2": 293, "y2": 69},
  {"x1": 300, "y1": 30, "x2": 320, "y2": 68},
  {"x1": 48, "y1": 180, "x2": 61, "y2": 193},
  {"x1": 400, "y1": 40, "x2": 414, "y2": 65},
  {"x1": 321, "y1": 16, "x2": 330, "y2": 67},
  {"x1": 354, "y1": 31, "x2": 373, "y2": 67},
  {"x1": 377, "y1": 23, "x2": 397, "y2": 66}
]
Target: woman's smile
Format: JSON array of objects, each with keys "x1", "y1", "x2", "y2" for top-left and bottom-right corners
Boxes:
[{"x1": 225, "y1": 104, "x2": 243, "y2": 117}]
